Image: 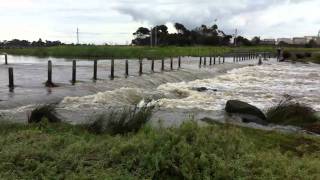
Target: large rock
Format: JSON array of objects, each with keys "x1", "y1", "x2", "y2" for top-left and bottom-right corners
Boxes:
[
  {"x1": 192, "y1": 87, "x2": 217, "y2": 92},
  {"x1": 225, "y1": 100, "x2": 268, "y2": 125}
]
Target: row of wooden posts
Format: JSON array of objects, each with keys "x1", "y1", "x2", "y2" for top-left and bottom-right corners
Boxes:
[{"x1": 3, "y1": 52, "x2": 273, "y2": 90}]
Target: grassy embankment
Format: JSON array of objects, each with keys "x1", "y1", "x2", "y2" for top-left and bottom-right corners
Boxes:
[
  {"x1": 1, "y1": 45, "x2": 276, "y2": 59},
  {"x1": 0, "y1": 120, "x2": 319, "y2": 179},
  {"x1": 2, "y1": 45, "x2": 320, "y2": 63},
  {"x1": 283, "y1": 49, "x2": 320, "y2": 64}
]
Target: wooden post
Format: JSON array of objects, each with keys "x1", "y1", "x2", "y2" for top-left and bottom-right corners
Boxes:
[
  {"x1": 214, "y1": 57, "x2": 216, "y2": 64},
  {"x1": 151, "y1": 59, "x2": 155, "y2": 72},
  {"x1": 139, "y1": 59, "x2": 143, "y2": 76},
  {"x1": 8, "y1": 67, "x2": 14, "y2": 89},
  {"x1": 210, "y1": 57, "x2": 212, "y2": 66},
  {"x1": 204, "y1": 57, "x2": 207, "y2": 66},
  {"x1": 93, "y1": 60, "x2": 97, "y2": 80},
  {"x1": 110, "y1": 59, "x2": 114, "y2": 80},
  {"x1": 223, "y1": 56, "x2": 225, "y2": 64},
  {"x1": 170, "y1": 57, "x2": 173, "y2": 70},
  {"x1": 259, "y1": 55, "x2": 263, "y2": 65},
  {"x1": 233, "y1": 55, "x2": 235, "y2": 62},
  {"x1": 72, "y1": 60, "x2": 76, "y2": 85},
  {"x1": 5, "y1": 54, "x2": 8, "y2": 65},
  {"x1": 46, "y1": 60, "x2": 53, "y2": 87},
  {"x1": 161, "y1": 58, "x2": 165, "y2": 71},
  {"x1": 199, "y1": 57, "x2": 202, "y2": 68},
  {"x1": 125, "y1": 59, "x2": 129, "y2": 78},
  {"x1": 178, "y1": 56, "x2": 181, "y2": 69}
]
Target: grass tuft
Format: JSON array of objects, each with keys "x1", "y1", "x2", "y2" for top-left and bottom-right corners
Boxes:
[
  {"x1": 266, "y1": 95, "x2": 319, "y2": 127},
  {"x1": 87, "y1": 105, "x2": 154, "y2": 135},
  {"x1": 28, "y1": 104, "x2": 61, "y2": 123}
]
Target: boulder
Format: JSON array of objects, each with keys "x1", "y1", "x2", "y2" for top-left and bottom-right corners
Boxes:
[
  {"x1": 225, "y1": 100, "x2": 268, "y2": 125},
  {"x1": 192, "y1": 87, "x2": 217, "y2": 92}
]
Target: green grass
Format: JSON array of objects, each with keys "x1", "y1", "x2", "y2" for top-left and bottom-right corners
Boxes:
[
  {"x1": 0, "y1": 121, "x2": 319, "y2": 179},
  {"x1": 1, "y1": 45, "x2": 277, "y2": 59},
  {"x1": 283, "y1": 49, "x2": 320, "y2": 64},
  {"x1": 266, "y1": 96, "x2": 320, "y2": 127}
]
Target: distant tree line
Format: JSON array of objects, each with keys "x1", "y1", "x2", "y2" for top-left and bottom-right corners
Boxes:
[
  {"x1": 0, "y1": 38, "x2": 64, "y2": 48},
  {"x1": 132, "y1": 23, "x2": 232, "y2": 46},
  {"x1": 132, "y1": 23, "x2": 257, "y2": 46}
]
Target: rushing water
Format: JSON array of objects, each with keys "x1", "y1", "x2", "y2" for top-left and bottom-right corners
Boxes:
[{"x1": 0, "y1": 55, "x2": 319, "y2": 132}]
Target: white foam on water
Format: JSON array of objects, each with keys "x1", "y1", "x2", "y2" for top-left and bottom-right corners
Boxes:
[{"x1": 155, "y1": 62, "x2": 320, "y2": 112}]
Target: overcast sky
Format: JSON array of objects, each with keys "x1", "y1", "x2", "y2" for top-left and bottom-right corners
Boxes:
[{"x1": 0, "y1": 0, "x2": 319, "y2": 44}]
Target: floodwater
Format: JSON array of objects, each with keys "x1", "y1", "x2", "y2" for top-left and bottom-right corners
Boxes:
[{"x1": 0, "y1": 55, "x2": 319, "y2": 133}]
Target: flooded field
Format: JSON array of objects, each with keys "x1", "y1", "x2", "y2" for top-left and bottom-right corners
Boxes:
[{"x1": 0, "y1": 55, "x2": 319, "y2": 129}]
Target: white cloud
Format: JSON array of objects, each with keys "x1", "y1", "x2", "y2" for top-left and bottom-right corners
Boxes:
[{"x1": 0, "y1": 0, "x2": 319, "y2": 44}]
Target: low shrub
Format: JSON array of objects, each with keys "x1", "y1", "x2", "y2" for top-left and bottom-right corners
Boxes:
[
  {"x1": 28, "y1": 104, "x2": 61, "y2": 123},
  {"x1": 304, "y1": 52, "x2": 312, "y2": 58},
  {"x1": 266, "y1": 96, "x2": 319, "y2": 127},
  {"x1": 87, "y1": 105, "x2": 154, "y2": 135},
  {"x1": 282, "y1": 51, "x2": 291, "y2": 59},
  {"x1": 295, "y1": 53, "x2": 305, "y2": 59}
]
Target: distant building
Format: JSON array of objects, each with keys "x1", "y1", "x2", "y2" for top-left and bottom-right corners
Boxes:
[
  {"x1": 304, "y1": 36, "x2": 317, "y2": 43},
  {"x1": 293, "y1": 37, "x2": 307, "y2": 45},
  {"x1": 315, "y1": 37, "x2": 320, "y2": 45},
  {"x1": 261, "y1": 39, "x2": 276, "y2": 45},
  {"x1": 304, "y1": 36, "x2": 320, "y2": 44},
  {"x1": 277, "y1": 38, "x2": 293, "y2": 45}
]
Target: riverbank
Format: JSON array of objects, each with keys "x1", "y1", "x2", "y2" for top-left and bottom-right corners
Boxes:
[
  {"x1": 0, "y1": 120, "x2": 319, "y2": 179},
  {"x1": 2, "y1": 45, "x2": 320, "y2": 60},
  {"x1": 1, "y1": 45, "x2": 276, "y2": 59}
]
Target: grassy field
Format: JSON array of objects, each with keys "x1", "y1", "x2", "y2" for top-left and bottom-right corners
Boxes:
[
  {"x1": 1, "y1": 45, "x2": 278, "y2": 59},
  {"x1": 0, "y1": 120, "x2": 319, "y2": 179}
]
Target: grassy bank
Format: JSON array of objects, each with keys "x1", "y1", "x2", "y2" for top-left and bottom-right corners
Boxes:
[
  {"x1": 1, "y1": 45, "x2": 277, "y2": 59},
  {"x1": 0, "y1": 121, "x2": 319, "y2": 179}
]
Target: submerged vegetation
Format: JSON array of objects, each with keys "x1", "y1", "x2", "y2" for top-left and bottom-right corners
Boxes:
[
  {"x1": 28, "y1": 104, "x2": 61, "y2": 124},
  {"x1": 87, "y1": 106, "x2": 153, "y2": 135},
  {"x1": 282, "y1": 50, "x2": 320, "y2": 64},
  {"x1": 266, "y1": 96, "x2": 320, "y2": 134}
]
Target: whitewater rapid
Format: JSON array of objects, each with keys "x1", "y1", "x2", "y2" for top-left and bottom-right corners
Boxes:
[{"x1": 1, "y1": 57, "x2": 319, "y2": 132}]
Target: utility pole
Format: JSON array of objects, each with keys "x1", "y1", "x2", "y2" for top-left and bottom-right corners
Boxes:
[
  {"x1": 234, "y1": 29, "x2": 238, "y2": 47},
  {"x1": 150, "y1": 27, "x2": 153, "y2": 47},
  {"x1": 155, "y1": 26, "x2": 157, "y2": 47},
  {"x1": 76, "y1": 27, "x2": 80, "y2": 45}
]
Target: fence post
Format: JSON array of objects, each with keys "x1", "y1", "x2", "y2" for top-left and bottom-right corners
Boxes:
[
  {"x1": 199, "y1": 57, "x2": 202, "y2": 68},
  {"x1": 209, "y1": 57, "x2": 212, "y2": 65},
  {"x1": 110, "y1": 59, "x2": 115, "y2": 80},
  {"x1": 46, "y1": 60, "x2": 54, "y2": 87},
  {"x1": 8, "y1": 67, "x2": 14, "y2": 89},
  {"x1": 178, "y1": 56, "x2": 181, "y2": 69},
  {"x1": 139, "y1": 58, "x2": 143, "y2": 76},
  {"x1": 125, "y1": 59, "x2": 129, "y2": 78},
  {"x1": 93, "y1": 60, "x2": 97, "y2": 80},
  {"x1": 161, "y1": 58, "x2": 165, "y2": 71},
  {"x1": 204, "y1": 57, "x2": 207, "y2": 66},
  {"x1": 5, "y1": 54, "x2": 8, "y2": 65},
  {"x1": 214, "y1": 56, "x2": 216, "y2": 64},
  {"x1": 223, "y1": 56, "x2": 225, "y2": 64},
  {"x1": 259, "y1": 54, "x2": 263, "y2": 65},
  {"x1": 170, "y1": 57, "x2": 173, "y2": 70},
  {"x1": 72, "y1": 60, "x2": 76, "y2": 85},
  {"x1": 151, "y1": 59, "x2": 155, "y2": 72}
]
